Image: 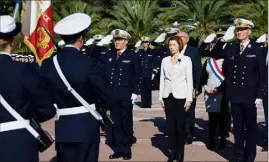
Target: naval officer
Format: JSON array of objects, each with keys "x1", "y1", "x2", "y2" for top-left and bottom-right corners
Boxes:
[
  {"x1": 39, "y1": 13, "x2": 117, "y2": 162},
  {"x1": 201, "y1": 18, "x2": 265, "y2": 162},
  {"x1": 137, "y1": 36, "x2": 155, "y2": 108},
  {"x1": 105, "y1": 29, "x2": 140, "y2": 160},
  {"x1": 0, "y1": 15, "x2": 55, "y2": 162}
]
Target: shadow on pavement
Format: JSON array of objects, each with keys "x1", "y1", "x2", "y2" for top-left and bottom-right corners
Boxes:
[
  {"x1": 195, "y1": 118, "x2": 236, "y2": 162},
  {"x1": 151, "y1": 134, "x2": 170, "y2": 159}
]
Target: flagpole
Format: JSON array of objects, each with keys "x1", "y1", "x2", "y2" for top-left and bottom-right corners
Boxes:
[{"x1": 13, "y1": 0, "x2": 22, "y2": 19}]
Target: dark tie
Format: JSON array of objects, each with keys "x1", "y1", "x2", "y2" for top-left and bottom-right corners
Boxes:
[{"x1": 117, "y1": 51, "x2": 121, "y2": 55}]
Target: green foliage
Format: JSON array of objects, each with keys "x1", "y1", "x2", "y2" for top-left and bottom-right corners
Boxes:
[{"x1": 1, "y1": 0, "x2": 266, "y2": 52}]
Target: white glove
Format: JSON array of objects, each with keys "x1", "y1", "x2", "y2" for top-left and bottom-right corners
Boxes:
[
  {"x1": 204, "y1": 33, "x2": 216, "y2": 43},
  {"x1": 255, "y1": 98, "x2": 263, "y2": 107},
  {"x1": 131, "y1": 93, "x2": 138, "y2": 104},
  {"x1": 256, "y1": 34, "x2": 266, "y2": 43},
  {"x1": 84, "y1": 38, "x2": 94, "y2": 46},
  {"x1": 58, "y1": 40, "x2": 65, "y2": 46},
  {"x1": 97, "y1": 34, "x2": 113, "y2": 46},
  {"x1": 151, "y1": 74, "x2": 155, "y2": 80},
  {"x1": 135, "y1": 40, "x2": 142, "y2": 48},
  {"x1": 89, "y1": 103, "x2": 96, "y2": 110},
  {"x1": 154, "y1": 33, "x2": 167, "y2": 43},
  {"x1": 222, "y1": 26, "x2": 235, "y2": 42}
]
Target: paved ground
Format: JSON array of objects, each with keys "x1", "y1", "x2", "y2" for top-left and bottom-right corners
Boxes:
[{"x1": 40, "y1": 91, "x2": 268, "y2": 162}]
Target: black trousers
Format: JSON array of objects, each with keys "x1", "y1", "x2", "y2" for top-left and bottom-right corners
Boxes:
[
  {"x1": 231, "y1": 103, "x2": 257, "y2": 162},
  {"x1": 106, "y1": 101, "x2": 134, "y2": 153},
  {"x1": 208, "y1": 112, "x2": 227, "y2": 141},
  {"x1": 56, "y1": 142, "x2": 99, "y2": 162},
  {"x1": 163, "y1": 94, "x2": 186, "y2": 160},
  {"x1": 141, "y1": 77, "x2": 152, "y2": 106},
  {"x1": 186, "y1": 98, "x2": 196, "y2": 139}
]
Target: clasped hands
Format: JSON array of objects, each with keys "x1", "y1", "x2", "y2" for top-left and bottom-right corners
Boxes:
[{"x1": 159, "y1": 100, "x2": 192, "y2": 111}]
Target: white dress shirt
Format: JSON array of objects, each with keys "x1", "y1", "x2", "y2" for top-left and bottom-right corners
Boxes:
[{"x1": 159, "y1": 53, "x2": 193, "y2": 101}]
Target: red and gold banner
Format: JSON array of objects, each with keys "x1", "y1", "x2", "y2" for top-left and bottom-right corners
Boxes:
[{"x1": 20, "y1": 0, "x2": 54, "y2": 65}]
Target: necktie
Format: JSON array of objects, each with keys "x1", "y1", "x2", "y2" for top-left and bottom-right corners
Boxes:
[
  {"x1": 240, "y1": 44, "x2": 244, "y2": 52},
  {"x1": 117, "y1": 51, "x2": 121, "y2": 56}
]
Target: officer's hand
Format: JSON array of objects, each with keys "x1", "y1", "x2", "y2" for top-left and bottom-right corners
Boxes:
[
  {"x1": 131, "y1": 93, "x2": 138, "y2": 104},
  {"x1": 159, "y1": 100, "x2": 165, "y2": 108},
  {"x1": 255, "y1": 98, "x2": 263, "y2": 107},
  {"x1": 204, "y1": 33, "x2": 216, "y2": 43},
  {"x1": 192, "y1": 91, "x2": 196, "y2": 99},
  {"x1": 151, "y1": 74, "x2": 155, "y2": 80},
  {"x1": 195, "y1": 90, "x2": 202, "y2": 97},
  {"x1": 204, "y1": 86, "x2": 212, "y2": 94},
  {"x1": 184, "y1": 101, "x2": 192, "y2": 111},
  {"x1": 89, "y1": 103, "x2": 96, "y2": 110},
  {"x1": 211, "y1": 89, "x2": 219, "y2": 95},
  {"x1": 222, "y1": 26, "x2": 235, "y2": 42}
]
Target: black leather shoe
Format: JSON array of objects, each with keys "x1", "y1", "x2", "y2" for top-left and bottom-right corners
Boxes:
[
  {"x1": 109, "y1": 152, "x2": 123, "y2": 159},
  {"x1": 185, "y1": 138, "x2": 193, "y2": 144},
  {"x1": 235, "y1": 159, "x2": 244, "y2": 162},
  {"x1": 206, "y1": 142, "x2": 215, "y2": 150},
  {"x1": 123, "y1": 152, "x2": 132, "y2": 160},
  {"x1": 218, "y1": 139, "x2": 226, "y2": 149},
  {"x1": 262, "y1": 145, "x2": 268, "y2": 152}
]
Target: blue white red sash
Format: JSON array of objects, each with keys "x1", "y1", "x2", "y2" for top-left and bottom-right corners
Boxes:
[{"x1": 208, "y1": 58, "x2": 225, "y2": 82}]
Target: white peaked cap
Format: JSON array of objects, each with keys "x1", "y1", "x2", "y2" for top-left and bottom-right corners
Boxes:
[
  {"x1": 111, "y1": 29, "x2": 131, "y2": 39},
  {"x1": 54, "y1": 13, "x2": 91, "y2": 35}
]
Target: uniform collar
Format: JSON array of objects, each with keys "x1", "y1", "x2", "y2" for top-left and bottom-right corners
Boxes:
[
  {"x1": 240, "y1": 39, "x2": 250, "y2": 48},
  {"x1": 117, "y1": 48, "x2": 126, "y2": 54},
  {"x1": 0, "y1": 51, "x2": 11, "y2": 57},
  {"x1": 65, "y1": 44, "x2": 80, "y2": 51}
]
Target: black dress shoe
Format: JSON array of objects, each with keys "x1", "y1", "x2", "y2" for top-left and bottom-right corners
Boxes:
[
  {"x1": 109, "y1": 152, "x2": 123, "y2": 159},
  {"x1": 185, "y1": 138, "x2": 193, "y2": 144},
  {"x1": 235, "y1": 159, "x2": 244, "y2": 162},
  {"x1": 206, "y1": 142, "x2": 215, "y2": 150},
  {"x1": 123, "y1": 152, "x2": 132, "y2": 160},
  {"x1": 218, "y1": 139, "x2": 226, "y2": 149},
  {"x1": 262, "y1": 145, "x2": 268, "y2": 152}
]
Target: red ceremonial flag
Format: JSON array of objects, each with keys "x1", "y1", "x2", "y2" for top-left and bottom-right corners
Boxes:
[{"x1": 20, "y1": 0, "x2": 54, "y2": 65}]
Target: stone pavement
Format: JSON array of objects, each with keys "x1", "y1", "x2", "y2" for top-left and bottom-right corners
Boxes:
[{"x1": 40, "y1": 91, "x2": 268, "y2": 162}]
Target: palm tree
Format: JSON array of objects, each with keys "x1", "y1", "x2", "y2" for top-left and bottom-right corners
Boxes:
[
  {"x1": 106, "y1": 0, "x2": 164, "y2": 42},
  {"x1": 169, "y1": 0, "x2": 231, "y2": 45},
  {"x1": 52, "y1": 0, "x2": 103, "y2": 41},
  {"x1": 0, "y1": 1, "x2": 15, "y2": 15},
  {"x1": 229, "y1": 0, "x2": 268, "y2": 38}
]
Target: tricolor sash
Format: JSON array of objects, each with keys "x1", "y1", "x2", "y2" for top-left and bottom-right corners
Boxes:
[{"x1": 208, "y1": 58, "x2": 225, "y2": 82}]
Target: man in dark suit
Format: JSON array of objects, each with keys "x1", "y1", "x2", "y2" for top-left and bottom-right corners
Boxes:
[
  {"x1": 176, "y1": 31, "x2": 202, "y2": 144},
  {"x1": 39, "y1": 13, "x2": 117, "y2": 162},
  {"x1": 0, "y1": 15, "x2": 55, "y2": 162},
  {"x1": 202, "y1": 18, "x2": 265, "y2": 162},
  {"x1": 105, "y1": 29, "x2": 140, "y2": 160}
]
